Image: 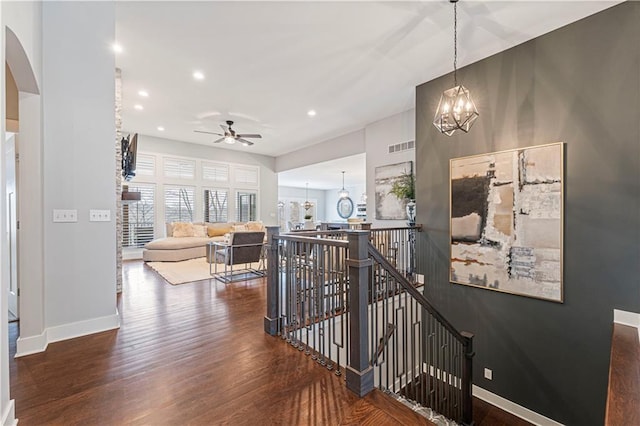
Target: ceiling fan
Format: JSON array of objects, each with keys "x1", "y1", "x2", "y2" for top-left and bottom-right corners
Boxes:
[{"x1": 194, "y1": 120, "x2": 262, "y2": 146}]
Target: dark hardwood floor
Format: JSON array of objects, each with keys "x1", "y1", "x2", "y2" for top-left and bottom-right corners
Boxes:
[
  {"x1": 8, "y1": 260, "x2": 531, "y2": 425},
  {"x1": 605, "y1": 323, "x2": 640, "y2": 425}
]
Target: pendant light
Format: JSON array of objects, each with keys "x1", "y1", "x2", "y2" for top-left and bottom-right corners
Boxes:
[
  {"x1": 338, "y1": 171, "x2": 349, "y2": 199},
  {"x1": 303, "y1": 183, "x2": 312, "y2": 210},
  {"x1": 433, "y1": 0, "x2": 479, "y2": 136}
]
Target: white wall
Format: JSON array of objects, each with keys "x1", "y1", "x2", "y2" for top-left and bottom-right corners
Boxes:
[
  {"x1": 41, "y1": 1, "x2": 118, "y2": 335},
  {"x1": 275, "y1": 129, "x2": 365, "y2": 173},
  {"x1": 323, "y1": 184, "x2": 366, "y2": 222},
  {"x1": 365, "y1": 109, "x2": 415, "y2": 228},
  {"x1": 138, "y1": 134, "x2": 279, "y2": 225},
  {"x1": 273, "y1": 109, "x2": 415, "y2": 228},
  {"x1": 1, "y1": 1, "x2": 43, "y2": 423}
]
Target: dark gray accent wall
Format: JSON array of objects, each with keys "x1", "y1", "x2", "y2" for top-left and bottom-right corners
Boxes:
[{"x1": 415, "y1": 3, "x2": 639, "y2": 425}]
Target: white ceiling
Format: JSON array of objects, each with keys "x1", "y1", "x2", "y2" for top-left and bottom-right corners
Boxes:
[{"x1": 115, "y1": 1, "x2": 620, "y2": 163}]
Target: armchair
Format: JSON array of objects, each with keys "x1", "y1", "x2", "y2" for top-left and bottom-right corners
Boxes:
[{"x1": 208, "y1": 231, "x2": 266, "y2": 283}]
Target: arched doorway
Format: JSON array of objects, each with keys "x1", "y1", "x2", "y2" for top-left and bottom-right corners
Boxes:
[{"x1": 5, "y1": 25, "x2": 44, "y2": 356}]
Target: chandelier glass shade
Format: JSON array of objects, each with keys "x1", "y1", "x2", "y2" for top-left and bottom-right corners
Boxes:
[
  {"x1": 433, "y1": 0, "x2": 479, "y2": 136},
  {"x1": 338, "y1": 171, "x2": 349, "y2": 199}
]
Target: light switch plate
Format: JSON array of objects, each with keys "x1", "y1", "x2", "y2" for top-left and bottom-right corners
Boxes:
[
  {"x1": 89, "y1": 209, "x2": 111, "y2": 222},
  {"x1": 53, "y1": 209, "x2": 77, "y2": 223}
]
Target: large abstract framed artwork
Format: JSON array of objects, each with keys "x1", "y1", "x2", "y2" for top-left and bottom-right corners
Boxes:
[
  {"x1": 375, "y1": 161, "x2": 413, "y2": 220},
  {"x1": 450, "y1": 143, "x2": 564, "y2": 302}
]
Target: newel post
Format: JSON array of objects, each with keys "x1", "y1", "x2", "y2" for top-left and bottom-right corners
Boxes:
[
  {"x1": 264, "y1": 225, "x2": 280, "y2": 335},
  {"x1": 345, "y1": 230, "x2": 375, "y2": 397},
  {"x1": 461, "y1": 331, "x2": 475, "y2": 426}
]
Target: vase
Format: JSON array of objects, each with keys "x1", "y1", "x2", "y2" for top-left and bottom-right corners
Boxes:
[{"x1": 406, "y1": 199, "x2": 416, "y2": 226}]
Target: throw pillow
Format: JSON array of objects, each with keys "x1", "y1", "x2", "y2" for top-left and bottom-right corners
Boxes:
[
  {"x1": 192, "y1": 224, "x2": 207, "y2": 238},
  {"x1": 172, "y1": 222, "x2": 194, "y2": 238},
  {"x1": 246, "y1": 221, "x2": 264, "y2": 232},
  {"x1": 232, "y1": 224, "x2": 248, "y2": 232},
  {"x1": 207, "y1": 223, "x2": 233, "y2": 237}
]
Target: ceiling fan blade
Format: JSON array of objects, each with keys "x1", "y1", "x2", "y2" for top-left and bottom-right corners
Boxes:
[
  {"x1": 237, "y1": 138, "x2": 254, "y2": 146},
  {"x1": 237, "y1": 134, "x2": 262, "y2": 139},
  {"x1": 194, "y1": 130, "x2": 223, "y2": 136},
  {"x1": 212, "y1": 137, "x2": 225, "y2": 144},
  {"x1": 220, "y1": 124, "x2": 229, "y2": 134}
]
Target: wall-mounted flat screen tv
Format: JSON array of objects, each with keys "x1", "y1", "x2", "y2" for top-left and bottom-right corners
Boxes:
[{"x1": 122, "y1": 133, "x2": 138, "y2": 181}]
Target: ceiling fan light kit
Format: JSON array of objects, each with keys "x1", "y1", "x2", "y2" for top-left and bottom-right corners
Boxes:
[
  {"x1": 194, "y1": 120, "x2": 262, "y2": 146},
  {"x1": 433, "y1": 0, "x2": 479, "y2": 136}
]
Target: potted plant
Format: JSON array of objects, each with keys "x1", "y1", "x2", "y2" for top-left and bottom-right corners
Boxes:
[
  {"x1": 303, "y1": 214, "x2": 314, "y2": 229},
  {"x1": 389, "y1": 170, "x2": 415, "y2": 201},
  {"x1": 389, "y1": 170, "x2": 416, "y2": 225}
]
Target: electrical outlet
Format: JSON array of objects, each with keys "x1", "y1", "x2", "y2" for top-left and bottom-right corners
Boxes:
[
  {"x1": 89, "y1": 209, "x2": 111, "y2": 222},
  {"x1": 484, "y1": 368, "x2": 493, "y2": 380},
  {"x1": 53, "y1": 209, "x2": 77, "y2": 223},
  {"x1": 416, "y1": 274, "x2": 425, "y2": 284}
]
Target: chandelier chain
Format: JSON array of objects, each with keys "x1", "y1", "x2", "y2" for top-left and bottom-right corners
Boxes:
[{"x1": 453, "y1": 0, "x2": 458, "y2": 86}]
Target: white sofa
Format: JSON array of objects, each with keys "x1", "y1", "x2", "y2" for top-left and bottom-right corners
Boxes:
[{"x1": 142, "y1": 221, "x2": 265, "y2": 262}]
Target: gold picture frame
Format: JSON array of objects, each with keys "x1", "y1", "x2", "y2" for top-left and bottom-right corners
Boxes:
[{"x1": 449, "y1": 142, "x2": 564, "y2": 302}]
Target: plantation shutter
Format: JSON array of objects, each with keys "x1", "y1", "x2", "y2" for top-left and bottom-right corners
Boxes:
[
  {"x1": 122, "y1": 183, "x2": 155, "y2": 248},
  {"x1": 204, "y1": 189, "x2": 228, "y2": 223},
  {"x1": 164, "y1": 186, "x2": 195, "y2": 223},
  {"x1": 164, "y1": 157, "x2": 195, "y2": 179}
]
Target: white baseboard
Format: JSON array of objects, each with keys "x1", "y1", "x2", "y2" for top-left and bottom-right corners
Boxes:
[
  {"x1": 122, "y1": 248, "x2": 143, "y2": 260},
  {"x1": 15, "y1": 330, "x2": 48, "y2": 357},
  {"x1": 1, "y1": 399, "x2": 17, "y2": 426},
  {"x1": 47, "y1": 311, "x2": 120, "y2": 343},
  {"x1": 613, "y1": 309, "x2": 640, "y2": 328},
  {"x1": 473, "y1": 385, "x2": 564, "y2": 426},
  {"x1": 14, "y1": 311, "x2": 120, "y2": 357}
]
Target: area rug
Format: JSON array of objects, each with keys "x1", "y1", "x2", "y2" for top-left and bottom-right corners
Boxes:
[{"x1": 146, "y1": 257, "x2": 263, "y2": 285}]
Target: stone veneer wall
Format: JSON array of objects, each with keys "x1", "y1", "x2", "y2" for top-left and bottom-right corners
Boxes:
[{"x1": 115, "y1": 68, "x2": 122, "y2": 293}]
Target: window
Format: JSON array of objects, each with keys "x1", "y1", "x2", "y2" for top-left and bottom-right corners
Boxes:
[
  {"x1": 164, "y1": 157, "x2": 195, "y2": 180},
  {"x1": 235, "y1": 166, "x2": 259, "y2": 186},
  {"x1": 122, "y1": 183, "x2": 155, "y2": 248},
  {"x1": 135, "y1": 153, "x2": 156, "y2": 177},
  {"x1": 236, "y1": 191, "x2": 257, "y2": 222},
  {"x1": 202, "y1": 162, "x2": 229, "y2": 183},
  {"x1": 204, "y1": 188, "x2": 228, "y2": 223},
  {"x1": 164, "y1": 186, "x2": 195, "y2": 223}
]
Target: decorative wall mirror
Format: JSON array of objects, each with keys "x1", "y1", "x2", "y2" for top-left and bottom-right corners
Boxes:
[{"x1": 336, "y1": 197, "x2": 354, "y2": 219}]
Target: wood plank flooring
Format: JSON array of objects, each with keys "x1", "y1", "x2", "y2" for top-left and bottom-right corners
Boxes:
[
  {"x1": 9, "y1": 260, "x2": 433, "y2": 425},
  {"x1": 605, "y1": 323, "x2": 640, "y2": 425},
  {"x1": 9, "y1": 260, "x2": 531, "y2": 425}
]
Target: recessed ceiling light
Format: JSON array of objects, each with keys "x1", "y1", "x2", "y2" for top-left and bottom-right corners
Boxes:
[
  {"x1": 157, "y1": 126, "x2": 165, "y2": 131},
  {"x1": 112, "y1": 43, "x2": 123, "y2": 53},
  {"x1": 307, "y1": 110, "x2": 317, "y2": 117},
  {"x1": 193, "y1": 71, "x2": 205, "y2": 81},
  {"x1": 134, "y1": 104, "x2": 143, "y2": 111},
  {"x1": 138, "y1": 90, "x2": 149, "y2": 97}
]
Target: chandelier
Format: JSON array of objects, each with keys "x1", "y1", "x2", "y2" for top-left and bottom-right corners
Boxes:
[
  {"x1": 338, "y1": 171, "x2": 349, "y2": 199},
  {"x1": 303, "y1": 183, "x2": 312, "y2": 210},
  {"x1": 433, "y1": 0, "x2": 479, "y2": 136}
]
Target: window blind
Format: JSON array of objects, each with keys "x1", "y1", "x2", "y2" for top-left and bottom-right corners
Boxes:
[
  {"x1": 164, "y1": 186, "x2": 195, "y2": 223},
  {"x1": 122, "y1": 183, "x2": 155, "y2": 248},
  {"x1": 204, "y1": 189, "x2": 228, "y2": 223},
  {"x1": 202, "y1": 162, "x2": 229, "y2": 183},
  {"x1": 164, "y1": 157, "x2": 195, "y2": 180},
  {"x1": 135, "y1": 154, "x2": 156, "y2": 177},
  {"x1": 235, "y1": 167, "x2": 259, "y2": 185}
]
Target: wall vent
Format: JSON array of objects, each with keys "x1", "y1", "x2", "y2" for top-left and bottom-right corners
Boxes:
[{"x1": 388, "y1": 140, "x2": 415, "y2": 154}]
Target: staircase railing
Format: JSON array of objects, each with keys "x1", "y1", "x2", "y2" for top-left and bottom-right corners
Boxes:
[{"x1": 263, "y1": 226, "x2": 474, "y2": 425}]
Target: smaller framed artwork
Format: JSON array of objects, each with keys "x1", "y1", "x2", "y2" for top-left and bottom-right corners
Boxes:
[
  {"x1": 337, "y1": 197, "x2": 354, "y2": 219},
  {"x1": 450, "y1": 142, "x2": 564, "y2": 302}
]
